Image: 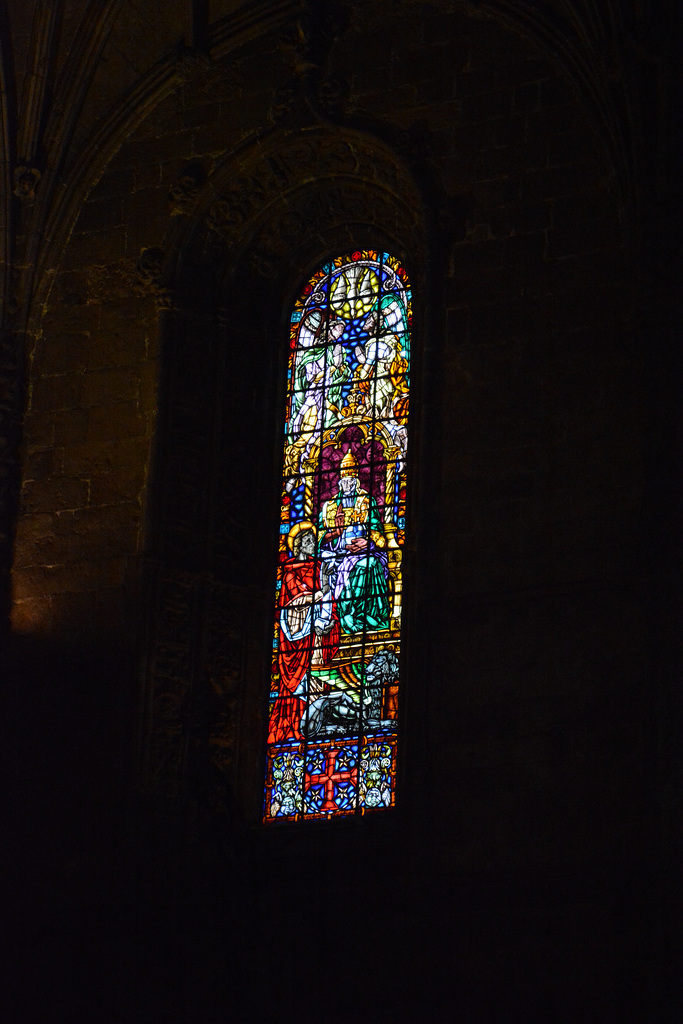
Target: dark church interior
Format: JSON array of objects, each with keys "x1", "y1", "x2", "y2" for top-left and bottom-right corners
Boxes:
[{"x1": 2, "y1": 1, "x2": 682, "y2": 1020}]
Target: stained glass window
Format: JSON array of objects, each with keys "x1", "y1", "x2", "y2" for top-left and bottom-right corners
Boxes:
[{"x1": 264, "y1": 250, "x2": 411, "y2": 821}]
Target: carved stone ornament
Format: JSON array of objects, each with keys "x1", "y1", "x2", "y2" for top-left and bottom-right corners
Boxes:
[
  {"x1": 204, "y1": 134, "x2": 424, "y2": 260},
  {"x1": 248, "y1": 248, "x2": 279, "y2": 279},
  {"x1": 206, "y1": 176, "x2": 266, "y2": 237},
  {"x1": 168, "y1": 160, "x2": 207, "y2": 216},
  {"x1": 13, "y1": 166, "x2": 41, "y2": 200},
  {"x1": 268, "y1": 78, "x2": 299, "y2": 124},
  {"x1": 315, "y1": 73, "x2": 350, "y2": 118},
  {"x1": 175, "y1": 44, "x2": 214, "y2": 83},
  {"x1": 133, "y1": 247, "x2": 165, "y2": 299},
  {"x1": 142, "y1": 127, "x2": 427, "y2": 798}
]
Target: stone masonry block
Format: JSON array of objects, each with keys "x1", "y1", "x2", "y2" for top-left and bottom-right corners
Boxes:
[
  {"x1": 24, "y1": 448, "x2": 59, "y2": 481},
  {"x1": 548, "y1": 202, "x2": 622, "y2": 257},
  {"x1": 89, "y1": 165, "x2": 135, "y2": 201},
  {"x1": 50, "y1": 502, "x2": 141, "y2": 561},
  {"x1": 86, "y1": 401, "x2": 147, "y2": 445},
  {"x1": 12, "y1": 558, "x2": 128, "y2": 599},
  {"x1": 30, "y1": 374, "x2": 82, "y2": 414},
  {"x1": 59, "y1": 437, "x2": 149, "y2": 478},
  {"x1": 493, "y1": 115, "x2": 528, "y2": 148},
  {"x1": 459, "y1": 87, "x2": 513, "y2": 123},
  {"x1": 479, "y1": 139, "x2": 547, "y2": 178},
  {"x1": 137, "y1": 359, "x2": 159, "y2": 412},
  {"x1": 133, "y1": 160, "x2": 163, "y2": 192},
  {"x1": 415, "y1": 73, "x2": 456, "y2": 106},
  {"x1": 75, "y1": 198, "x2": 124, "y2": 234},
  {"x1": 503, "y1": 58, "x2": 552, "y2": 86},
  {"x1": 32, "y1": 332, "x2": 91, "y2": 376},
  {"x1": 23, "y1": 412, "x2": 55, "y2": 449},
  {"x1": 46, "y1": 587, "x2": 131, "y2": 645},
  {"x1": 422, "y1": 14, "x2": 471, "y2": 54},
  {"x1": 514, "y1": 82, "x2": 539, "y2": 113},
  {"x1": 82, "y1": 260, "x2": 134, "y2": 304},
  {"x1": 456, "y1": 68, "x2": 503, "y2": 97},
  {"x1": 547, "y1": 129, "x2": 597, "y2": 167},
  {"x1": 124, "y1": 188, "x2": 168, "y2": 255},
  {"x1": 52, "y1": 270, "x2": 90, "y2": 306},
  {"x1": 53, "y1": 409, "x2": 88, "y2": 446},
  {"x1": 86, "y1": 328, "x2": 149, "y2": 370},
  {"x1": 89, "y1": 464, "x2": 147, "y2": 506},
  {"x1": 81, "y1": 366, "x2": 140, "y2": 408},
  {"x1": 180, "y1": 101, "x2": 222, "y2": 130},
  {"x1": 12, "y1": 512, "x2": 58, "y2": 567},
  {"x1": 487, "y1": 200, "x2": 552, "y2": 238},
  {"x1": 10, "y1": 595, "x2": 53, "y2": 634},
  {"x1": 20, "y1": 477, "x2": 90, "y2": 515},
  {"x1": 191, "y1": 119, "x2": 257, "y2": 159},
  {"x1": 521, "y1": 161, "x2": 602, "y2": 201},
  {"x1": 60, "y1": 226, "x2": 127, "y2": 268},
  {"x1": 124, "y1": 134, "x2": 186, "y2": 171},
  {"x1": 526, "y1": 106, "x2": 582, "y2": 137},
  {"x1": 540, "y1": 76, "x2": 576, "y2": 108},
  {"x1": 41, "y1": 301, "x2": 101, "y2": 337}
]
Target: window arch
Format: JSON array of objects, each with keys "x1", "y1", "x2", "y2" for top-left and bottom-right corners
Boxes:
[{"x1": 264, "y1": 250, "x2": 412, "y2": 821}]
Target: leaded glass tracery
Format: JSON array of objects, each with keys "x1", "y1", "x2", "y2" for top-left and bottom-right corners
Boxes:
[{"x1": 264, "y1": 250, "x2": 411, "y2": 821}]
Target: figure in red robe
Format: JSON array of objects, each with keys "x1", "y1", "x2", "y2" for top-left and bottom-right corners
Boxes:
[{"x1": 268, "y1": 522, "x2": 340, "y2": 744}]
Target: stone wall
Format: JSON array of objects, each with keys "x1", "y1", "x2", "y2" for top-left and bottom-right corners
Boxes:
[{"x1": 5, "y1": 3, "x2": 679, "y2": 1022}]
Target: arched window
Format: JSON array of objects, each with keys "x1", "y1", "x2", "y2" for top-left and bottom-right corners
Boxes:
[{"x1": 264, "y1": 250, "x2": 411, "y2": 821}]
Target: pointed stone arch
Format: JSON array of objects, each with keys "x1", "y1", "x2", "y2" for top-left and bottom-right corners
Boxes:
[{"x1": 140, "y1": 125, "x2": 432, "y2": 815}]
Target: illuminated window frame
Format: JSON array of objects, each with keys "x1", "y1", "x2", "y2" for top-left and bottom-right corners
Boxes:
[{"x1": 264, "y1": 250, "x2": 411, "y2": 822}]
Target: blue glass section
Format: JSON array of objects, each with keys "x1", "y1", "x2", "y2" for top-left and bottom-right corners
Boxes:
[
  {"x1": 304, "y1": 785, "x2": 325, "y2": 814},
  {"x1": 289, "y1": 483, "x2": 305, "y2": 520},
  {"x1": 334, "y1": 783, "x2": 357, "y2": 810},
  {"x1": 306, "y1": 749, "x2": 327, "y2": 774},
  {"x1": 335, "y1": 745, "x2": 358, "y2": 771}
]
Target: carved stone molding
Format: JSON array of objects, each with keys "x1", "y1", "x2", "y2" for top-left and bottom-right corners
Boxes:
[
  {"x1": 202, "y1": 132, "x2": 425, "y2": 268},
  {"x1": 141, "y1": 126, "x2": 428, "y2": 801},
  {"x1": 144, "y1": 569, "x2": 254, "y2": 800},
  {"x1": 145, "y1": 567, "x2": 196, "y2": 794},
  {"x1": 246, "y1": 182, "x2": 410, "y2": 277}
]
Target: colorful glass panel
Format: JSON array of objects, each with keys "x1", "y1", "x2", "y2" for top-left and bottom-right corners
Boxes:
[{"x1": 264, "y1": 251, "x2": 411, "y2": 821}]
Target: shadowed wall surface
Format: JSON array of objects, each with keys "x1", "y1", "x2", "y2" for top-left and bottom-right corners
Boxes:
[{"x1": 2, "y1": 2, "x2": 681, "y2": 1021}]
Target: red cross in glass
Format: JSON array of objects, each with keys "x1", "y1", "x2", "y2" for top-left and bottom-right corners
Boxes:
[{"x1": 305, "y1": 746, "x2": 358, "y2": 813}]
